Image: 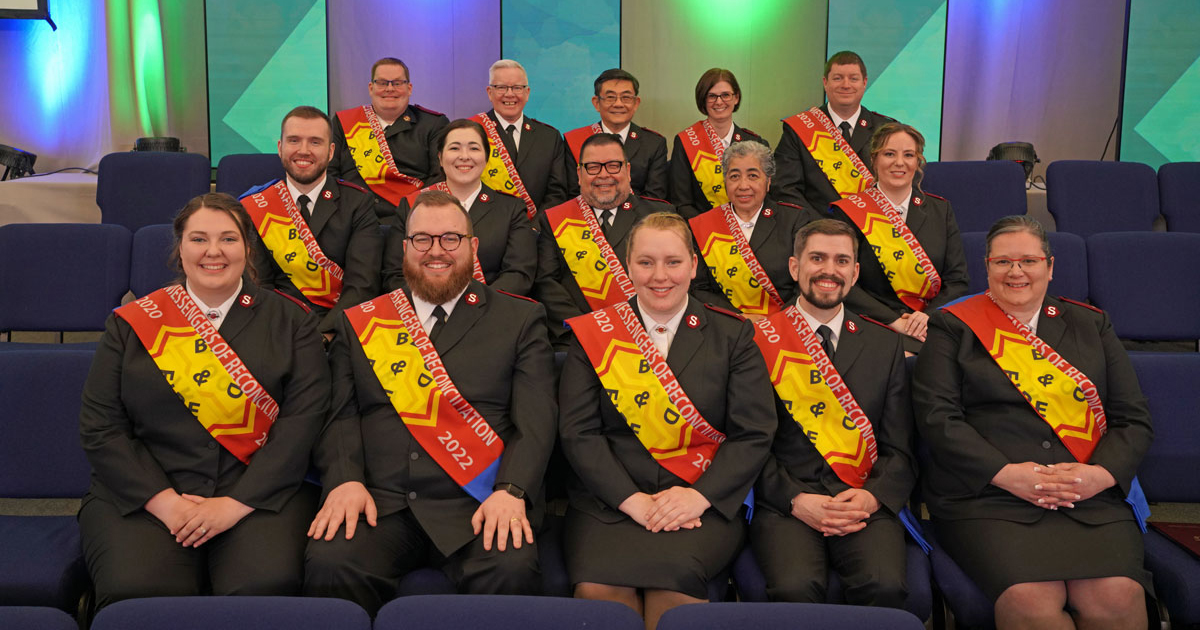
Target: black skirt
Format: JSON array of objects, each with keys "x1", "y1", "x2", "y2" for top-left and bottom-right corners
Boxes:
[
  {"x1": 934, "y1": 511, "x2": 1153, "y2": 601},
  {"x1": 564, "y1": 507, "x2": 744, "y2": 599}
]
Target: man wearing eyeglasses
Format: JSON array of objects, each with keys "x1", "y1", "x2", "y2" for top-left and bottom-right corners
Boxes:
[
  {"x1": 469, "y1": 59, "x2": 570, "y2": 218},
  {"x1": 563, "y1": 69, "x2": 669, "y2": 200},
  {"x1": 535, "y1": 133, "x2": 674, "y2": 347},
  {"x1": 330, "y1": 57, "x2": 450, "y2": 223},
  {"x1": 772, "y1": 51, "x2": 896, "y2": 212},
  {"x1": 305, "y1": 189, "x2": 556, "y2": 613}
]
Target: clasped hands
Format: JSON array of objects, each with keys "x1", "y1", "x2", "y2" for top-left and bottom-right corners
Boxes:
[
  {"x1": 991, "y1": 461, "x2": 1116, "y2": 509},
  {"x1": 620, "y1": 486, "x2": 710, "y2": 532},
  {"x1": 790, "y1": 488, "x2": 879, "y2": 536},
  {"x1": 145, "y1": 488, "x2": 254, "y2": 548},
  {"x1": 890, "y1": 311, "x2": 929, "y2": 341}
]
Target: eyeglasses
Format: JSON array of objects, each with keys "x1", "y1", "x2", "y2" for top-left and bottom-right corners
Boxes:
[
  {"x1": 705, "y1": 92, "x2": 736, "y2": 103},
  {"x1": 986, "y1": 256, "x2": 1048, "y2": 270},
  {"x1": 599, "y1": 95, "x2": 637, "y2": 105},
  {"x1": 407, "y1": 232, "x2": 470, "y2": 252},
  {"x1": 581, "y1": 160, "x2": 625, "y2": 175},
  {"x1": 489, "y1": 84, "x2": 528, "y2": 93},
  {"x1": 372, "y1": 79, "x2": 410, "y2": 88}
]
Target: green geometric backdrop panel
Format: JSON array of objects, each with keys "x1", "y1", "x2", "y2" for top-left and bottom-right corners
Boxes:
[
  {"x1": 828, "y1": 0, "x2": 946, "y2": 161},
  {"x1": 206, "y1": 0, "x2": 328, "y2": 165}
]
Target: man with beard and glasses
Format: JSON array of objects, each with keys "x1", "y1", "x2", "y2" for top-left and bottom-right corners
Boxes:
[
  {"x1": 304, "y1": 190, "x2": 557, "y2": 614},
  {"x1": 747, "y1": 219, "x2": 917, "y2": 608},
  {"x1": 243, "y1": 105, "x2": 382, "y2": 339},
  {"x1": 534, "y1": 133, "x2": 674, "y2": 347}
]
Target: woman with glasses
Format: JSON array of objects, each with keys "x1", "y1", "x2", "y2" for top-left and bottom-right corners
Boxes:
[
  {"x1": 828, "y1": 122, "x2": 969, "y2": 353},
  {"x1": 79, "y1": 193, "x2": 329, "y2": 608},
  {"x1": 558, "y1": 212, "x2": 775, "y2": 630},
  {"x1": 668, "y1": 68, "x2": 769, "y2": 220},
  {"x1": 912, "y1": 215, "x2": 1153, "y2": 629},
  {"x1": 383, "y1": 119, "x2": 537, "y2": 296}
]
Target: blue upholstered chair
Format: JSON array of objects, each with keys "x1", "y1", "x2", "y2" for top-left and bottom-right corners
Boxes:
[
  {"x1": 0, "y1": 607, "x2": 78, "y2": 630},
  {"x1": 375, "y1": 594, "x2": 644, "y2": 630},
  {"x1": 1087, "y1": 232, "x2": 1200, "y2": 341},
  {"x1": 960, "y1": 231, "x2": 1087, "y2": 303},
  {"x1": 96, "y1": 151, "x2": 211, "y2": 232},
  {"x1": 129, "y1": 224, "x2": 176, "y2": 298},
  {"x1": 921, "y1": 160, "x2": 1028, "y2": 232},
  {"x1": 1046, "y1": 160, "x2": 1159, "y2": 237},
  {"x1": 657, "y1": 601, "x2": 925, "y2": 630},
  {"x1": 90, "y1": 596, "x2": 370, "y2": 630},
  {"x1": 1157, "y1": 162, "x2": 1200, "y2": 233},
  {"x1": 215, "y1": 153, "x2": 286, "y2": 198}
]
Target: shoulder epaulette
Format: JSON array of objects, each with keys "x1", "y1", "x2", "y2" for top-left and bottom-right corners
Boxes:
[
  {"x1": 639, "y1": 195, "x2": 671, "y2": 205},
  {"x1": 411, "y1": 103, "x2": 445, "y2": 117},
  {"x1": 336, "y1": 179, "x2": 370, "y2": 195},
  {"x1": 637, "y1": 126, "x2": 663, "y2": 138},
  {"x1": 272, "y1": 289, "x2": 312, "y2": 314},
  {"x1": 495, "y1": 289, "x2": 539, "y2": 304},
  {"x1": 1058, "y1": 296, "x2": 1103, "y2": 314},
  {"x1": 739, "y1": 127, "x2": 762, "y2": 139},
  {"x1": 922, "y1": 191, "x2": 947, "y2": 201},
  {"x1": 775, "y1": 201, "x2": 807, "y2": 212},
  {"x1": 859, "y1": 314, "x2": 898, "y2": 332},
  {"x1": 238, "y1": 179, "x2": 281, "y2": 200},
  {"x1": 704, "y1": 303, "x2": 746, "y2": 321}
]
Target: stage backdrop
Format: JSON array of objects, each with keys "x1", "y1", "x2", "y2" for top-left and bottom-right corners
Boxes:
[
  {"x1": 1121, "y1": 0, "x2": 1200, "y2": 168},
  {"x1": 827, "y1": 0, "x2": 946, "y2": 161}
]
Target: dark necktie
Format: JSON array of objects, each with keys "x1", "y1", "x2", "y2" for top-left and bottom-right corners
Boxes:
[
  {"x1": 599, "y1": 209, "x2": 614, "y2": 237},
  {"x1": 298, "y1": 194, "x2": 312, "y2": 223},
  {"x1": 817, "y1": 324, "x2": 835, "y2": 360},
  {"x1": 839, "y1": 121, "x2": 853, "y2": 144},
  {"x1": 505, "y1": 124, "x2": 518, "y2": 158},
  {"x1": 429, "y1": 306, "x2": 448, "y2": 343}
]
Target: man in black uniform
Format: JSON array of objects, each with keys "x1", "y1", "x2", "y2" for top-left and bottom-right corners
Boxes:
[
  {"x1": 329, "y1": 57, "x2": 449, "y2": 221},
  {"x1": 772, "y1": 51, "x2": 895, "y2": 212}
]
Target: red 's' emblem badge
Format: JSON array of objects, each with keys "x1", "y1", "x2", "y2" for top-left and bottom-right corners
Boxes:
[
  {"x1": 622, "y1": 201, "x2": 632, "y2": 211},
  {"x1": 524, "y1": 123, "x2": 532, "y2": 131},
  {"x1": 479, "y1": 193, "x2": 490, "y2": 202},
  {"x1": 1045, "y1": 305, "x2": 1059, "y2": 318},
  {"x1": 687, "y1": 315, "x2": 699, "y2": 328},
  {"x1": 846, "y1": 320, "x2": 858, "y2": 333},
  {"x1": 465, "y1": 293, "x2": 479, "y2": 305},
  {"x1": 323, "y1": 190, "x2": 333, "y2": 200},
  {"x1": 630, "y1": 131, "x2": 638, "y2": 139},
  {"x1": 913, "y1": 196, "x2": 922, "y2": 206},
  {"x1": 762, "y1": 208, "x2": 773, "y2": 217},
  {"x1": 859, "y1": 119, "x2": 868, "y2": 127},
  {"x1": 240, "y1": 295, "x2": 253, "y2": 307}
]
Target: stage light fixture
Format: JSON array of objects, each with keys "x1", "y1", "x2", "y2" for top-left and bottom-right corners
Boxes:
[
  {"x1": 133, "y1": 137, "x2": 183, "y2": 152},
  {"x1": 0, "y1": 144, "x2": 37, "y2": 181},
  {"x1": 987, "y1": 142, "x2": 1039, "y2": 180}
]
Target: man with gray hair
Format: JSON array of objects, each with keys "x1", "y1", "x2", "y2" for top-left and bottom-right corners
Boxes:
[{"x1": 469, "y1": 59, "x2": 570, "y2": 217}]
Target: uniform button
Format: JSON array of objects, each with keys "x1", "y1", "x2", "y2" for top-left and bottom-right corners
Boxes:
[
  {"x1": 410, "y1": 452, "x2": 419, "y2": 461},
  {"x1": 408, "y1": 491, "x2": 417, "y2": 500},
  {"x1": 1041, "y1": 440, "x2": 1052, "y2": 449},
  {"x1": 207, "y1": 441, "x2": 217, "y2": 450}
]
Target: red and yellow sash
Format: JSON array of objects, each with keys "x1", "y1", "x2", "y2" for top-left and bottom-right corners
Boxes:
[
  {"x1": 753, "y1": 308, "x2": 878, "y2": 486},
  {"x1": 569, "y1": 302, "x2": 726, "y2": 483},
  {"x1": 344, "y1": 289, "x2": 502, "y2": 501},
  {"x1": 944, "y1": 293, "x2": 1107, "y2": 463},
  {"x1": 336, "y1": 106, "x2": 424, "y2": 205},
  {"x1": 565, "y1": 122, "x2": 603, "y2": 162},
  {"x1": 783, "y1": 108, "x2": 873, "y2": 197},
  {"x1": 676, "y1": 120, "x2": 728, "y2": 207},
  {"x1": 402, "y1": 181, "x2": 486, "y2": 284},
  {"x1": 690, "y1": 205, "x2": 785, "y2": 316},
  {"x1": 470, "y1": 113, "x2": 537, "y2": 219},
  {"x1": 834, "y1": 188, "x2": 942, "y2": 312},
  {"x1": 241, "y1": 181, "x2": 345, "y2": 308},
  {"x1": 544, "y1": 197, "x2": 636, "y2": 312},
  {"x1": 115, "y1": 286, "x2": 279, "y2": 464}
]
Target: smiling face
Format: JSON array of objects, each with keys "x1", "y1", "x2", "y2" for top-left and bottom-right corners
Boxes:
[
  {"x1": 724, "y1": 153, "x2": 770, "y2": 215},
  {"x1": 180, "y1": 207, "x2": 248, "y2": 306},
  {"x1": 986, "y1": 230, "x2": 1054, "y2": 317},
  {"x1": 578, "y1": 140, "x2": 631, "y2": 209},
  {"x1": 823, "y1": 62, "x2": 867, "y2": 113},
  {"x1": 403, "y1": 201, "x2": 478, "y2": 304},
  {"x1": 592, "y1": 79, "x2": 640, "y2": 132},
  {"x1": 369, "y1": 62, "x2": 411, "y2": 120},
  {"x1": 704, "y1": 80, "x2": 739, "y2": 124},
  {"x1": 628, "y1": 225, "x2": 698, "y2": 322},
  {"x1": 439, "y1": 126, "x2": 488, "y2": 189},
  {"x1": 278, "y1": 115, "x2": 334, "y2": 187},
  {"x1": 789, "y1": 233, "x2": 859, "y2": 316},
  {"x1": 873, "y1": 130, "x2": 920, "y2": 194},
  {"x1": 487, "y1": 66, "x2": 529, "y2": 122}
]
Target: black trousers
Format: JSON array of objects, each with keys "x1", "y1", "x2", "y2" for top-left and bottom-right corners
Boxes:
[
  {"x1": 750, "y1": 507, "x2": 907, "y2": 607},
  {"x1": 303, "y1": 509, "x2": 540, "y2": 615},
  {"x1": 79, "y1": 484, "x2": 317, "y2": 609}
]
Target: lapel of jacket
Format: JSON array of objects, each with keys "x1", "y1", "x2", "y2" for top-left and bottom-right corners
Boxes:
[
  {"x1": 906, "y1": 190, "x2": 929, "y2": 236},
  {"x1": 387, "y1": 105, "x2": 415, "y2": 135},
  {"x1": 832, "y1": 310, "x2": 867, "y2": 375},
  {"x1": 665, "y1": 298, "x2": 706, "y2": 376},
  {"x1": 625, "y1": 122, "x2": 645, "y2": 161},
  {"x1": 749, "y1": 205, "x2": 777, "y2": 250},
  {"x1": 470, "y1": 186, "x2": 497, "y2": 227},
  {"x1": 1036, "y1": 297, "x2": 1068, "y2": 350},
  {"x1": 515, "y1": 116, "x2": 534, "y2": 169},
  {"x1": 851, "y1": 107, "x2": 874, "y2": 158},
  {"x1": 218, "y1": 281, "x2": 260, "y2": 343},
  {"x1": 607, "y1": 194, "x2": 640, "y2": 247},
  {"x1": 306, "y1": 178, "x2": 337, "y2": 237},
  {"x1": 428, "y1": 280, "x2": 488, "y2": 356}
]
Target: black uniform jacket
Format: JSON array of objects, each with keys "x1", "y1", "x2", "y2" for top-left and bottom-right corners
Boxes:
[
  {"x1": 772, "y1": 105, "x2": 894, "y2": 211},
  {"x1": 484, "y1": 110, "x2": 571, "y2": 213},
  {"x1": 668, "y1": 123, "x2": 768, "y2": 219},
  {"x1": 564, "y1": 121, "x2": 669, "y2": 200}
]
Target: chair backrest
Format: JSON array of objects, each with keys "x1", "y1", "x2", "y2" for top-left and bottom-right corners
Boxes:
[
  {"x1": 96, "y1": 151, "x2": 211, "y2": 232},
  {"x1": 657, "y1": 602, "x2": 925, "y2": 630},
  {"x1": 960, "y1": 231, "x2": 1087, "y2": 302},
  {"x1": 215, "y1": 154, "x2": 285, "y2": 197},
  {"x1": 1157, "y1": 162, "x2": 1200, "y2": 233},
  {"x1": 1132, "y1": 353, "x2": 1200, "y2": 503},
  {"x1": 375, "y1": 595, "x2": 644, "y2": 630},
  {"x1": 0, "y1": 607, "x2": 78, "y2": 630},
  {"x1": 1046, "y1": 160, "x2": 1159, "y2": 237},
  {"x1": 0, "y1": 349, "x2": 95, "y2": 497},
  {"x1": 1087, "y1": 232, "x2": 1200, "y2": 340},
  {"x1": 0, "y1": 223, "x2": 131, "y2": 333},
  {"x1": 921, "y1": 160, "x2": 1028, "y2": 232},
  {"x1": 130, "y1": 224, "x2": 177, "y2": 298},
  {"x1": 90, "y1": 596, "x2": 370, "y2": 630}
]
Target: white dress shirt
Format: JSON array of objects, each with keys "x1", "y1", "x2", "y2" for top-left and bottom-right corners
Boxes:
[
  {"x1": 187, "y1": 279, "x2": 244, "y2": 331},
  {"x1": 796, "y1": 299, "x2": 846, "y2": 352},
  {"x1": 640, "y1": 302, "x2": 689, "y2": 356},
  {"x1": 495, "y1": 113, "x2": 525, "y2": 151},
  {"x1": 410, "y1": 285, "x2": 469, "y2": 336}
]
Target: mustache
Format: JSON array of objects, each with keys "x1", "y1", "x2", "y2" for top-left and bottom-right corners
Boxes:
[{"x1": 810, "y1": 274, "x2": 844, "y2": 286}]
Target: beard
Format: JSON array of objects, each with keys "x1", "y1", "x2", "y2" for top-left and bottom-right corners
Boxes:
[
  {"x1": 404, "y1": 253, "x2": 474, "y2": 305},
  {"x1": 284, "y1": 157, "x2": 328, "y2": 186},
  {"x1": 799, "y1": 274, "x2": 848, "y2": 310}
]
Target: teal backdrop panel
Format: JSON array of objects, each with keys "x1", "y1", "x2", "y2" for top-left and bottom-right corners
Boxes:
[
  {"x1": 1121, "y1": 0, "x2": 1200, "y2": 167},
  {"x1": 501, "y1": 0, "x2": 620, "y2": 133},
  {"x1": 827, "y1": 1, "x2": 946, "y2": 160},
  {"x1": 206, "y1": 0, "x2": 328, "y2": 165}
]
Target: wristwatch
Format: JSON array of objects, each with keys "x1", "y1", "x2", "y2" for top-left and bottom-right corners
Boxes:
[{"x1": 494, "y1": 482, "x2": 526, "y2": 500}]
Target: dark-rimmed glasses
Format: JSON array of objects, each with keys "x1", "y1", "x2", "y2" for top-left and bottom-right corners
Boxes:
[
  {"x1": 407, "y1": 232, "x2": 470, "y2": 252},
  {"x1": 986, "y1": 256, "x2": 1048, "y2": 270},
  {"x1": 372, "y1": 79, "x2": 410, "y2": 88},
  {"x1": 581, "y1": 160, "x2": 625, "y2": 175}
]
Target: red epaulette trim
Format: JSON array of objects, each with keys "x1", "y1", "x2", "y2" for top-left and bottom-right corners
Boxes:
[
  {"x1": 776, "y1": 201, "x2": 807, "y2": 212},
  {"x1": 739, "y1": 127, "x2": 762, "y2": 139},
  {"x1": 704, "y1": 303, "x2": 746, "y2": 321},
  {"x1": 638, "y1": 126, "x2": 663, "y2": 138},
  {"x1": 336, "y1": 179, "x2": 370, "y2": 195},
  {"x1": 411, "y1": 103, "x2": 445, "y2": 117},
  {"x1": 638, "y1": 195, "x2": 671, "y2": 205},
  {"x1": 495, "y1": 289, "x2": 539, "y2": 304},
  {"x1": 1058, "y1": 296, "x2": 1103, "y2": 313},
  {"x1": 922, "y1": 191, "x2": 947, "y2": 201},
  {"x1": 859, "y1": 314, "x2": 897, "y2": 332},
  {"x1": 272, "y1": 289, "x2": 312, "y2": 314}
]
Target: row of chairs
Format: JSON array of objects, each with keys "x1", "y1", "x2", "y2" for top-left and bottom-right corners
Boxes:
[
  {"x1": 0, "y1": 596, "x2": 926, "y2": 630},
  {"x1": 5, "y1": 220, "x2": 1198, "y2": 346},
  {"x1": 2, "y1": 346, "x2": 1196, "y2": 627},
  {"x1": 93, "y1": 150, "x2": 1200, "y2": 238},
  {"x1": 924, "y1": 160, "x2": 1200, "y2": 236}
]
